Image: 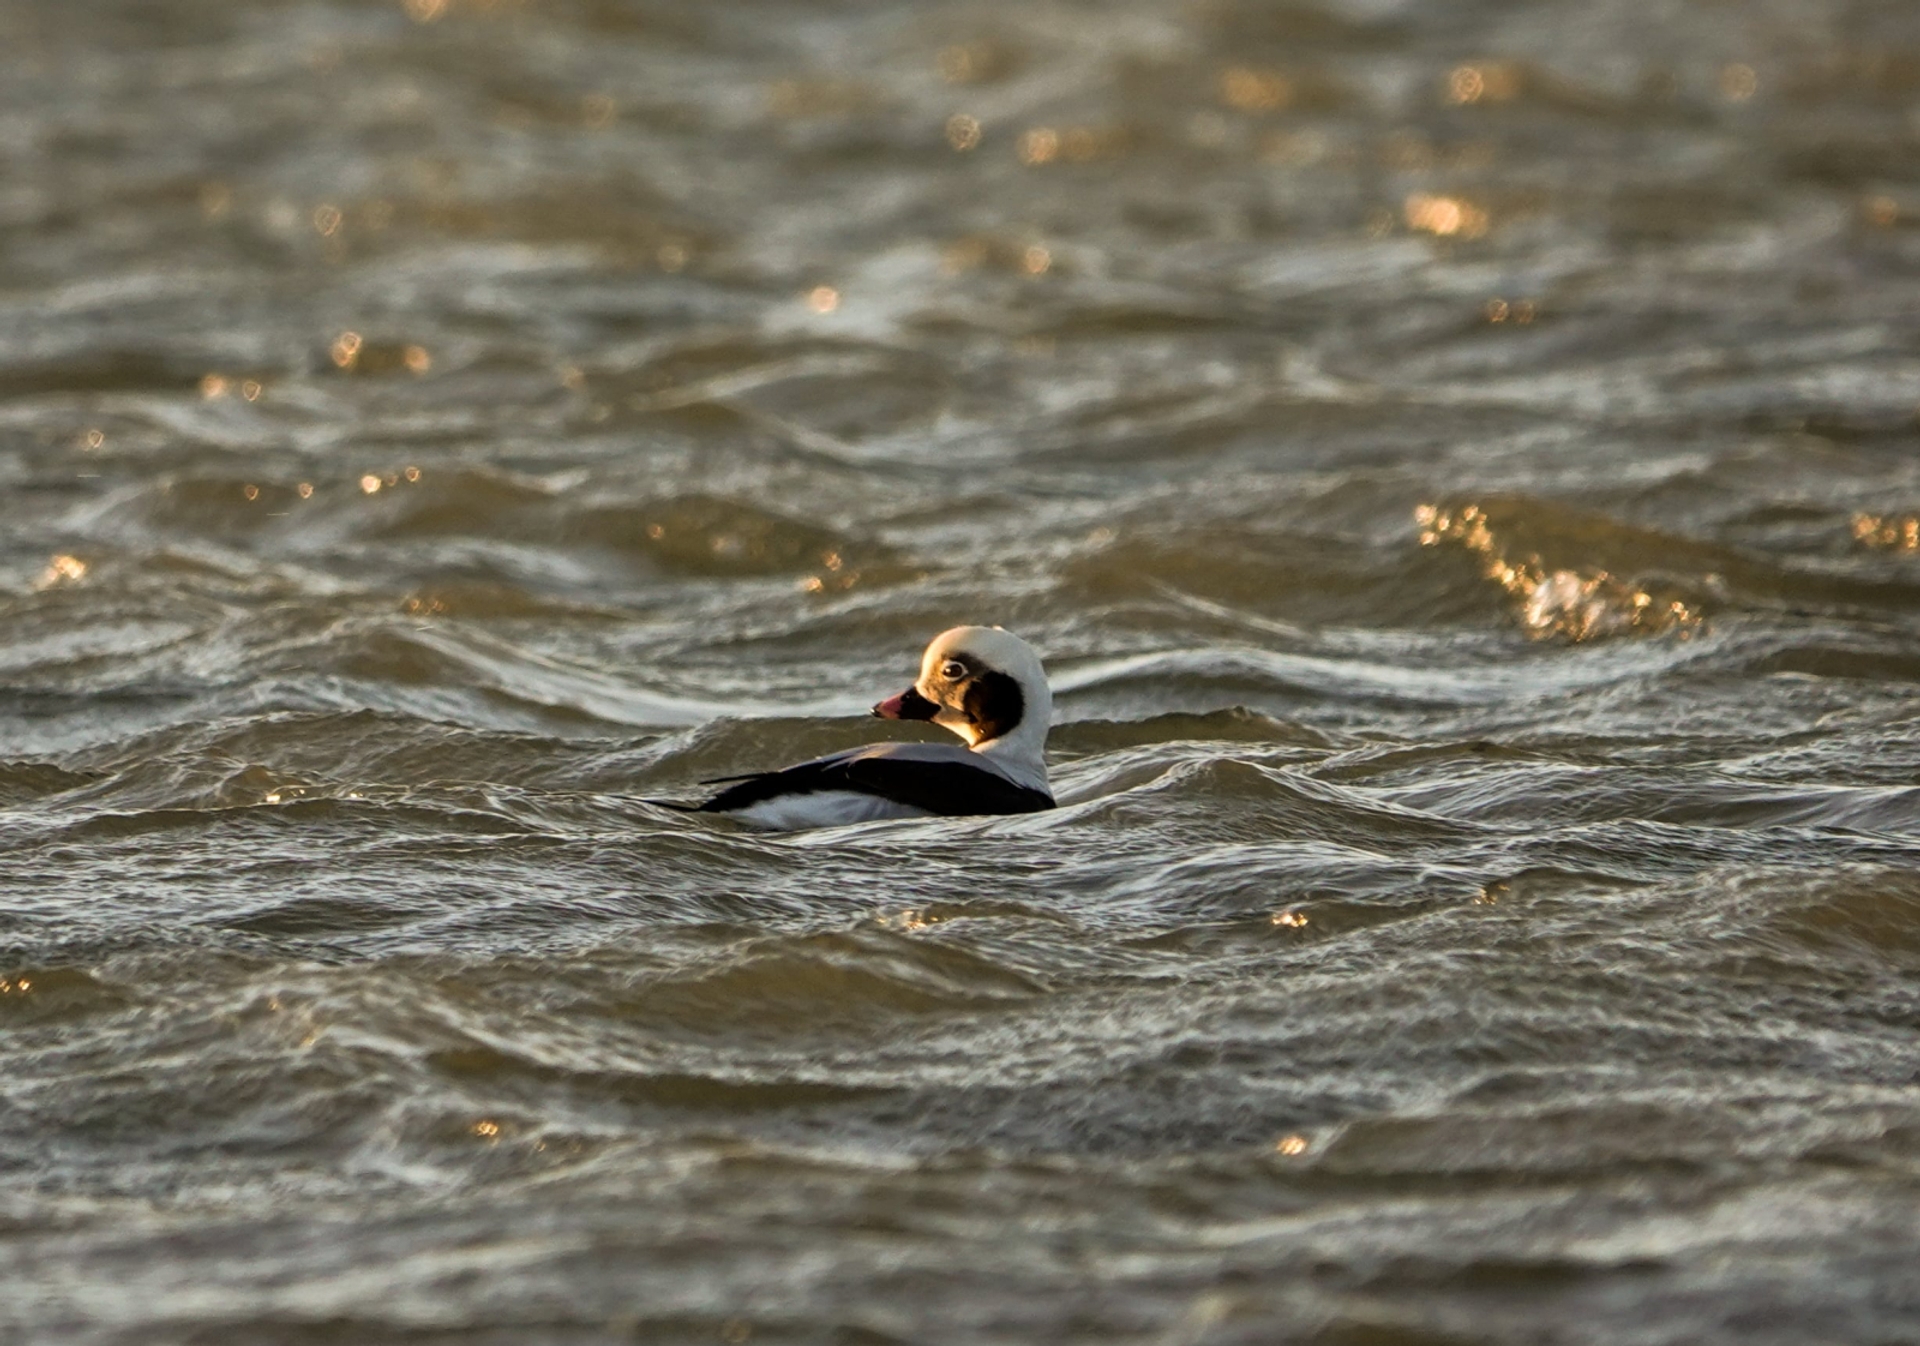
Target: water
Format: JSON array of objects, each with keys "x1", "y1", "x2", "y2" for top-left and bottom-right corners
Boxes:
[{"x1": 5, "y1": 0, "x2": 1920, "y2": 1340}]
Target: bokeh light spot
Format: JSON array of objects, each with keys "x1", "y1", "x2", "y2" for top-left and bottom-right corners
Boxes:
[
  {"x1": 1405, "y1": 193, "x2": 1489, "y2": 238},
  {"x1": 1019, "y1": 127, "x2": 1059, "y2": 166},
  {"x1": 1220, "y1": 66, "x2": 1291, "y2": 112}
]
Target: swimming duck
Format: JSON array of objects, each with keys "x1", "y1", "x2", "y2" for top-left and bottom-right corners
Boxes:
[{"x1": 678, "y1": 626, "x2": 1054, "y2": 829}]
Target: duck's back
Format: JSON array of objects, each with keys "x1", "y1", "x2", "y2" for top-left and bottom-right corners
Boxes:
[{"x1": 697, "y1": 742, "x2": 1053, "y2": 825}]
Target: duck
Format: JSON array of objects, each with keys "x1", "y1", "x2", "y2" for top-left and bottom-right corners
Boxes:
[{"x1": 672, "y1": 626, "x2": 1054, "y2": 829}]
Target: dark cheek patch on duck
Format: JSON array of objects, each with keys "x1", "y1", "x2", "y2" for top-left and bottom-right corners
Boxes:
[{"x1": 961, "y1": 670, "x2": 1024, "y2": 742}]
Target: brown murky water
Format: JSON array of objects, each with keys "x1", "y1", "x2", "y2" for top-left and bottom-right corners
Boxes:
[{"x1": 5, "y1": 0, "x2": 1920, "y2": 1341}]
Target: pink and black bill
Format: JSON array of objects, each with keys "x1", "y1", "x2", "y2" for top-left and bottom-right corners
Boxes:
[{"x1": 872, "y1": 686, "x2": 938, "y2": 721}]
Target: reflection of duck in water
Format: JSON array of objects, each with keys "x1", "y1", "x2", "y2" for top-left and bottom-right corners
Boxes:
[{"x1": 673, "y1": 627, "x2": 1055, "y2": 829}]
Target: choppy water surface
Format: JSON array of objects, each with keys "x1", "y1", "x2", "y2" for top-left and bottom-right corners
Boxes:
[{"x1": 6, "y1": 0, "x2": 1920, "y2": 1340}]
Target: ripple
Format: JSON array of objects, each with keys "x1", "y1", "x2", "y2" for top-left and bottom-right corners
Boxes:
[{"x1": 7, "y1": 0, "x2": 1920, "y2": 1338}]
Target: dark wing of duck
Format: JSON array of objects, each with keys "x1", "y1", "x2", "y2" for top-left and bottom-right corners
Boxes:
[{"x1": 693, "y1": 743, "x2": 1053, "y2": 816}]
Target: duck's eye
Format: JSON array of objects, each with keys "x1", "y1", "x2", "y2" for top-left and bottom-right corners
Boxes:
[{"x1": 939, "y1": 660, "x2": 967, "y2": 681}]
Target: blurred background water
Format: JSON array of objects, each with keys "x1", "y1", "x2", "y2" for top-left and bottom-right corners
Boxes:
[{"x1": 5, "y1": 0, "x2": 1920, "y2": 1341}]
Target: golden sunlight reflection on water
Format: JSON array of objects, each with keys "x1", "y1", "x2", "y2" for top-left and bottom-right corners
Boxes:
[{"x1": 1417, "y1": 505, "x2": 1700, "y2": 641}]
